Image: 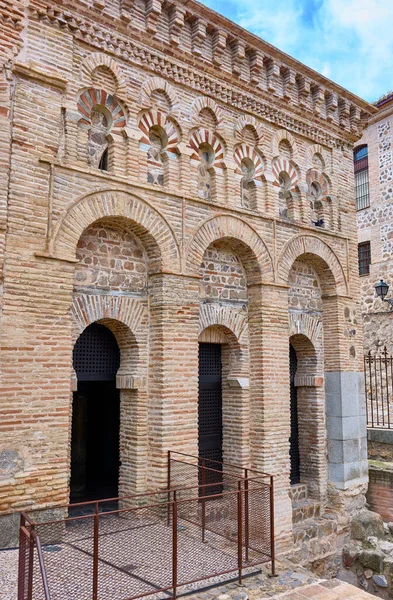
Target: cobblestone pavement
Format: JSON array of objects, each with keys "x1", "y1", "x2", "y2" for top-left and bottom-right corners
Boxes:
[{"x1": 0, "y1": 550, "x2": 376, "y2": 600}]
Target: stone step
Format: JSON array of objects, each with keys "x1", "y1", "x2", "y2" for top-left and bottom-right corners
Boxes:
[
  {"x1": 289, "y1": 483, "x2": 308, "y2": 501},
  {"x1": 293, "y1": 515, "x2": 338, "y2": 545},
  {"x1": 292, "y1": 514, "x2": 340, "y2": 568},
  {"x1": 292, "y1": 498, "x2": 321, "y2": 523}
]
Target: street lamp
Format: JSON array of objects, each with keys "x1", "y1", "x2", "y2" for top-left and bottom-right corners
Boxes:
[{"x1": 375, "y1": 279, "x2": 393, "y2": 310}]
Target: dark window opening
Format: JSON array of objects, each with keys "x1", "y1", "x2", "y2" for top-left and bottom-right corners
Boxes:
[
  {"x1": 354, "y1": 145, "x2": 370, "y2": 210},
  {"x1": 358, "y1": 241, "x2": 371, "y2": 276},
  {"x1": 99, "y1": 147, "x2": 109, "y2": 171}
]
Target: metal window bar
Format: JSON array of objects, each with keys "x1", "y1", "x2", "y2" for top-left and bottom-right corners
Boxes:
[
  {"x1": 365, "y1": 347, "x2": 393, "y2": 428},
  {"x1": 355, "y1": 168, "x2": 370, "y2": 210},
  {"x1": 358, "y1": 241, "x2": 371, "y2": 276},
  {"x1": 18, "y1": 453, "x2": 275, "y2": 600}
]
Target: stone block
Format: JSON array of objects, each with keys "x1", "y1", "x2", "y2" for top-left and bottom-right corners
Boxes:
[{"x1": 351, "y1": 510, "x2": 385, "y2": 542}]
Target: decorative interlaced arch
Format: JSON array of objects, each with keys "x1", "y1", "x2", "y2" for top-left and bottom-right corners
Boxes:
[
  {"x1": 234, "y1": 144, "x2": 264, "y2": 178},
  {"x1": 271, "y1": 129, "x2": 299, "y2": 159},
  {"x1": 139, "y1": 76, "x2": 179, "y2": 113},
  {"x1": 189, "y1": 129, "x2": 225, "y2": 162},
  {"x1": 272, "y1": 158, "x2": 299, "y2": 190},
  {"x1": 235, "y1": 116, "x2": 264, "y2": 144},
  {"x1": 80, "y1": 53, "x2": 128, "y2": 98},
  {"x1": 190, "y1": 97, "x2": 225, "y2": 130},
  {"x1": 77, "y1": 88, "x2": 127, "y2": 129},
  {"x1": 138, "y1": 110, "x2": 180, "y2": 151}
]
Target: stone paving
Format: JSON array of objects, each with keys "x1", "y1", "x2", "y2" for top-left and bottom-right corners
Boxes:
[{"x1": 0, "y1": 549, "x2": 378, "y2": 600}]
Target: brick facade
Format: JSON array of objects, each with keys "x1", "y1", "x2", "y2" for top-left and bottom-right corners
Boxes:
[
  {"x1": 0, "y1": 0, "x2": 375, "y2": 553},
  {"x1": 356, "y1": 97, "x2": 393, "y2": 352}
]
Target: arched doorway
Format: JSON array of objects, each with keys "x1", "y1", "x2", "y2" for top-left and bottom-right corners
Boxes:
[
  {"x1": 289, "y1": 343, "x2": 300, "y2": 485},
  {"x1": 70, "y1": 323, "x2": 120, "y2": 502}
]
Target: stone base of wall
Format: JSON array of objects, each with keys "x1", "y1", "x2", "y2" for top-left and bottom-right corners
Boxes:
[
  {"x1": 368, "y1": 429, "x2": 393, "y2": 462},
  {"x1": 0, "y1": 507, "x2": 67, "y2": 549}
]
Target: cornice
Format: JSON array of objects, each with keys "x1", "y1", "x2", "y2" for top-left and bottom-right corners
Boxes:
[
  {"x1": 29, "y1": 2, "x2": 367, "y2": 150},
  {"x1": 13, "y1": 61, "x2": 68, "y2": 89}
]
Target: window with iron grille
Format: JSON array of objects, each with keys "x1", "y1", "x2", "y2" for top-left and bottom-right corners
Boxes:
[
  {"x1": 354, "y1": 145, "x2": 370, "y2": 210},
  {"x1": 358, "y1": 241, "x2": 371, "y2": 276}
]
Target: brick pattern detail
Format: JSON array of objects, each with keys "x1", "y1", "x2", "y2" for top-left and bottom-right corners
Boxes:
[{"x1": 199, "y1": 302, "x2": 248, "y2": 342}]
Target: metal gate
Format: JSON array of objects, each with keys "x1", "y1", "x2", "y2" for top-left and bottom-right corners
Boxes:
[
  {"x1": 198, "y1": 343, "x2": 223, "y2": 494},
  {"x1": 73, "y1": 322, "x2": 120, "y2": 381},
  {"x1": 289, "y1": 344, "x2": 300, "y2": 485}
]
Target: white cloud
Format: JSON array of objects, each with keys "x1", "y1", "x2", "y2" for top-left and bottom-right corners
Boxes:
[{"x1": 201, "y1": 0, "x2": 393, "y2": 102}]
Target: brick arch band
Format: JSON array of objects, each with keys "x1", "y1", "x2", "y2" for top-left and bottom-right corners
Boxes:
[
  {"x1": 199, "y1": 303, "x2": 248, "y2": 342},
  {"x1": 277, "y1": 234, "x2": 348, "y2": 295},
  {"x1": 50, "y1": 190, "x2": 181, "y2": 273},
  {"x1": 199, "y1": 306, "x2": 249, "y2": 377},
  {"x1": 185, "y1": 214, "x2": 274, "y2": 284},
  {"x1": 288, "y1": 313, "x2": 323, "y2": 349}
]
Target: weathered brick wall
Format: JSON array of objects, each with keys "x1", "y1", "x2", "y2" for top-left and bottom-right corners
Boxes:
[{"x1": 0, "y1": 0, "x2": 374, "y2": 551}]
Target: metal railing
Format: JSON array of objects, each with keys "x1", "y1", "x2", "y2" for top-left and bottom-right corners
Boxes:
[
  {"x1": 365, "y1": 348, "x2": 393, "y2": 428},
  {"x1": 18, "y1": 452, "x2": 274, "y2": 600}
]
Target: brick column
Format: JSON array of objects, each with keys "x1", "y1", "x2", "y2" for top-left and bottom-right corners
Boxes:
[
  {"x1": 147, "y1": 273, "x2": 200, "y2": 488},
  {"x1": 248, "y1": 282, "x2": 293, "y2": 550}
]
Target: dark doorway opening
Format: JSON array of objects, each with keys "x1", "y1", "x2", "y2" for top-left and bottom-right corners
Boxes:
[
  {"x1": 70, "y1": 323, "x2": 120, "y2": 503},
  {"x1": 198, "y1": 343, "x2": 223, "y2": 496},
  {"x1": 289, "y1": 343, "x2": 301, "y2": 485}
]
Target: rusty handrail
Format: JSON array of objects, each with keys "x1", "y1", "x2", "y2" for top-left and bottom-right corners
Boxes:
[{"x1": 32, "y1": 530, "x2": 51, "y2": 600}]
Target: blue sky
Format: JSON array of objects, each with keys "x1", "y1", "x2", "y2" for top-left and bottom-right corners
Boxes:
[{"x1": 200, "y1": 0, "x2": 393, "y2": 103}]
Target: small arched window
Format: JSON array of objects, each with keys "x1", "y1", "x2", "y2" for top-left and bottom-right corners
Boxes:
[
  {"x1": 354, "y1": 145, "x2": 370, "y2": 210},
  {"x1": 98, "y1": 147, "x2": 109, "y2": 172}
]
